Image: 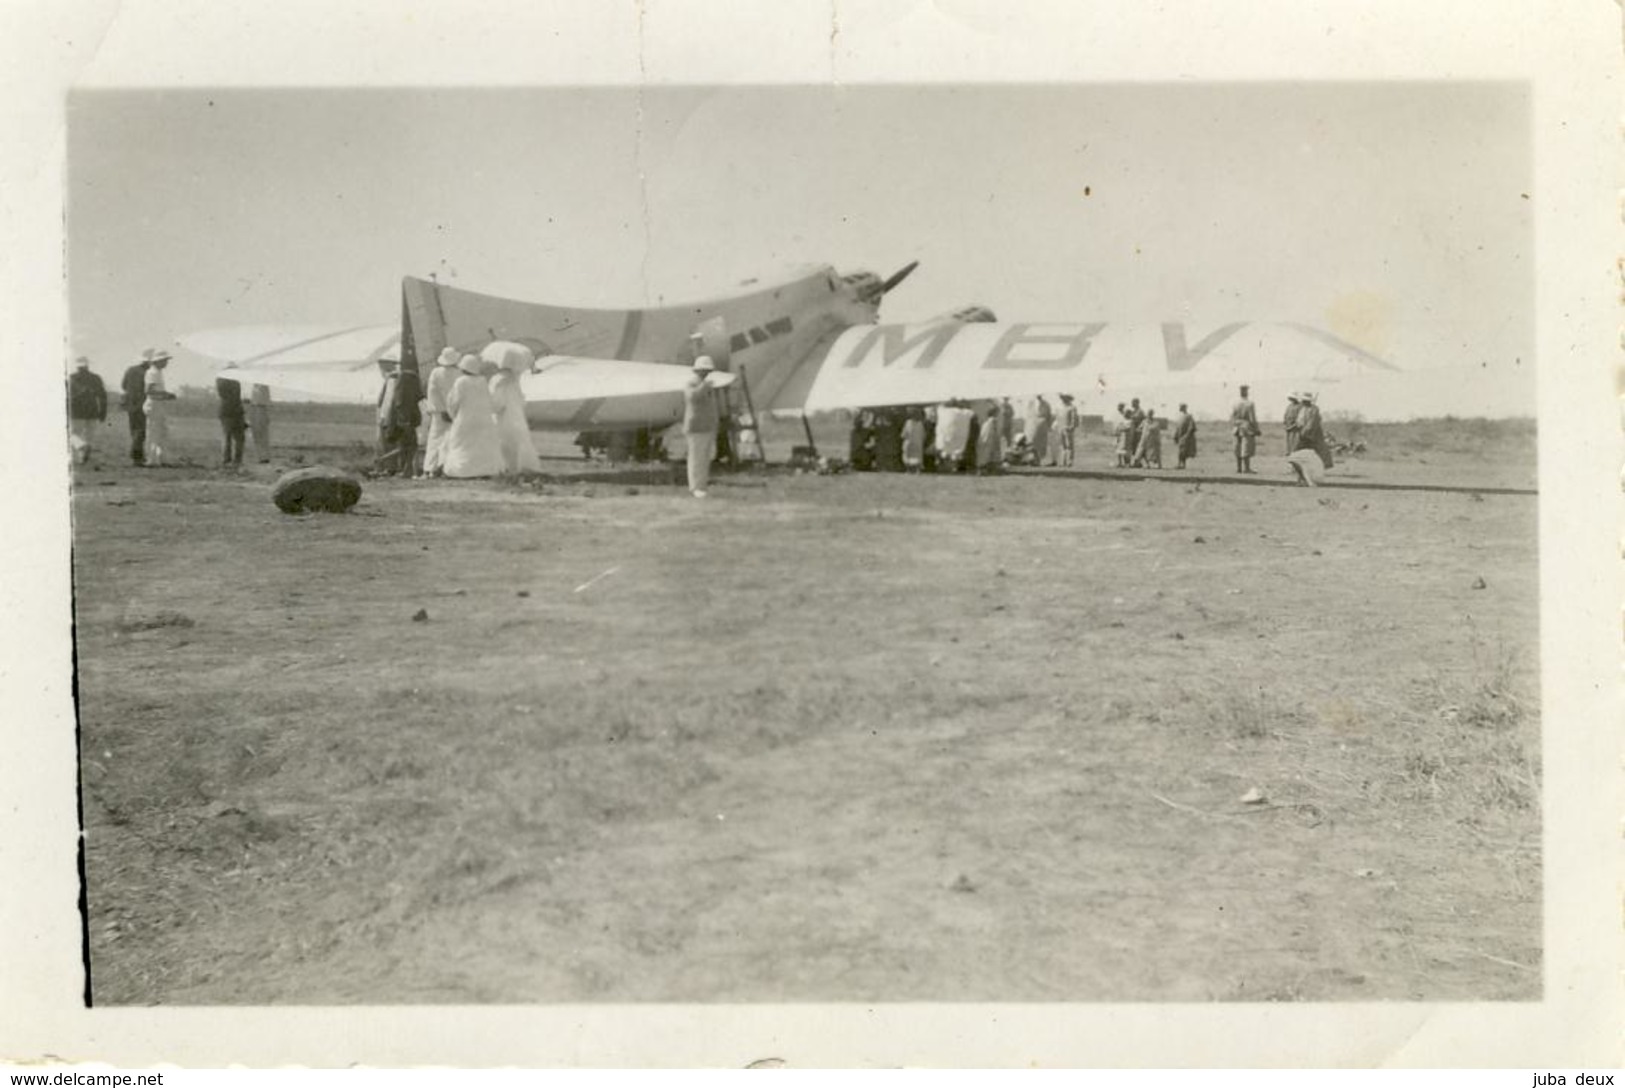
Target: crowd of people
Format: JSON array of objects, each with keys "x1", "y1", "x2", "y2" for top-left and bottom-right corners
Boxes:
[
  {"x1": 66, "y1": 350, "x2": 1339, "y2": 489},
  {"x1": 846, "y1": 393, "x2": 1089, "y2": 475},
  {"x1": 839, "y1": 385, "x2": 1340, "y2": 486},
  {"x1": 1108, "y1": 398, "x2": 1201, "y2": 470},
  {"x1": 67, "y1": 348, "x2": 274, "y2": 469},
  {"x1": 1281, "y1": 388, "x2": 1335, "y2": 486},
  {"x1": 843, "y1": 392, "x2": 1219, "y2": 476},
  {"x1": 380, "y1": 346, "x2": 546, "y2": 479}
]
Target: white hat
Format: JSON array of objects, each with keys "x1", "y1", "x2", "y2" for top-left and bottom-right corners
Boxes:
[
  {"x1": 457, "y1": 353, "x2": 482, "y2": 375},
  {"x1": 74, "y1": 355, "x2": 90, "y2": 367},
  {"x1": 693, "y1": 355, "x2": 715, "y2": 372},
  {"x1": 438, "y1": 347, "x2": 460, "y2": 367}
]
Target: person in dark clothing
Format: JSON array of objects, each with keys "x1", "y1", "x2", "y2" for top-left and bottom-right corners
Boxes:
[
  {"x1": 375, "y1": 362, "x2": 424, "y2": 476},
  {"x1": 1126, "y1": 397, "x2": 1146, "y2": 467},
  {"x1": 394, "y1": 365, "x2": 423, "y2": 474},
  {"x1": 715, "y1": 412, "x2": 735, "y2": 469},
  {"x1": 1172, "y1": 403, "x2": 1198, "y2": 469},
  {"x1": 67, "y1": 356, "x2": 108, "y2": 465},
  {"x1": 872, "y1": 407, "x2": 904, "y2": 472},
  {"x1": 216, "y1": 376, "x2": 247, "y2": 467},
  {"x1": 1283, "y1": 393, "x2": 1303, "y2": 456},
  {"x1": 120, "y1": 354, "x2": 153, "y2": 465},
  {"x1": 849, "y1": 409, "x2": 876, "y2": 471}
]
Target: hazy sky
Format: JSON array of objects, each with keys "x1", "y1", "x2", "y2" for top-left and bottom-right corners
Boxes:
[{"x1": 67, "y1": 83, "x2": 1532, "y2": 416}]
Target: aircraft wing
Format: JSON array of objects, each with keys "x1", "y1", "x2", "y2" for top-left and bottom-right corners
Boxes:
[
  {"x1": 523, "y1": 356, "x2": 735, "y2": 402},
  {"x1": 767, "y1": 321, "x2": 1400, "y2": 413},
  {"x1": 209, "y1": 361, "x2": 387, "y2": 402},
  {"x1": 180, "y1": 324, "x2": 401, "y2": 401},
  {"x1": 180, "y1": 324, "x2": 401, "y2": 368}
]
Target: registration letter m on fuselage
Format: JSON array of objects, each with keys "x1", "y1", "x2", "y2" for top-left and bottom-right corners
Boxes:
[{"x1": 840, "y1": 324, "x2": 962, "y2": 370}]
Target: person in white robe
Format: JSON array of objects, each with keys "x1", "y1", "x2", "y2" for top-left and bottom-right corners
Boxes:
[
  {"x1": 934, "y1": 402, "x2": 973, "y2": 470},
  {"x1": 420, "y1": 347, "x2": 460, "y2": 477},
  {"x1": 489, "y1": 352, "x2": 541, "y2": 474},
  {"x1": 975, "y1": 408, "x2": 1003, "y2": 473},
  {"x1": 247, "y1": 383, "x2": 272, "y2": 463},
  {"x1": 441, "y1": 353, "x2": 506, "y2": 478},
  {"x1": 142, "y1": 354, "x2": 176, "y2": 466}
]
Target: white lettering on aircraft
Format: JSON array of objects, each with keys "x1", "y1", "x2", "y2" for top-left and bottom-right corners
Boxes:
[
  {"x1": 1161, "y1": 323, "x2": 1247, "y2": 371},
  {"x1": 984, "y1": 323, "x2": 1107, "y2": 370},
  {"x1": 829, "y1": 322, "x2": 1396, "y2": 375},
  {"x1": 840, "y1": 324, "x2": 962, "y2": 370}
]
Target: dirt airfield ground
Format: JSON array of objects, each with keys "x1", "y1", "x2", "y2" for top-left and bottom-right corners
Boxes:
[{"x1": 71, "y1": 408, "x2": 1539, "y2": 1003}]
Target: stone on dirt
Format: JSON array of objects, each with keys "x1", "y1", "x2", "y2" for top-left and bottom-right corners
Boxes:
[{"x1": 271, "y1": 466, "x2": 362, "y2": 514}]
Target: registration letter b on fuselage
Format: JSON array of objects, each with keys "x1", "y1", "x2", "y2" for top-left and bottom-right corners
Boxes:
[
  {"x1": 839, "y1": 324, "x2": 962, "y2": 370},
  {"x1": 983, "y1": 323, "x2": 1106, "y2": 370}
]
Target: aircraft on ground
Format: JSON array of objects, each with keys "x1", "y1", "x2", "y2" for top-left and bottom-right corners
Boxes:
[{"x1": 179, "y1": 261, "x2": 1398, "y2": 438}]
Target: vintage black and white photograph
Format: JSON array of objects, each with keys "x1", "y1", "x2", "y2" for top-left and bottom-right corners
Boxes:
[{"x1": 60, "y1": 80, "x2": 1545, "y2": 1008}]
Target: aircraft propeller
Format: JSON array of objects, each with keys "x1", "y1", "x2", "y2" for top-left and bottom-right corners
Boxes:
[{"x1": 880, "y1": 260, "x2": 920, "y2": 296}]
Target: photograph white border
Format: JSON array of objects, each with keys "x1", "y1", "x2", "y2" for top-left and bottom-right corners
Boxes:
[{"x1": 2, "y1": 0, "x2": 1619, "y2": 1068}]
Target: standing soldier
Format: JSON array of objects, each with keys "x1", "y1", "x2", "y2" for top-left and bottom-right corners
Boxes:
[
  {"x1": 120, "y1": 351, "x2": 153, "y2": 466},
  {"x1": 1229, "y1": 384, "x2": 1260, "y2": 474},
  {"x1": 1057, "y1": 393, "x2": 1080, "y2": 467},
  {"x1": 66, "y1": 356, "x2": 108, "y2": 466}
]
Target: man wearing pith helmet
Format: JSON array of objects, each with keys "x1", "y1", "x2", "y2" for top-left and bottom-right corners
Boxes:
[{"x1": 683, "y1": 356, "x2": 722, "y2": 498}]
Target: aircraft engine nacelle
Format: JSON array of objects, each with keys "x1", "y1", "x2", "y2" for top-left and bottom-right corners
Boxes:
[
  {"x1": 924, "y1": 304, "x2": 998, "y2": 325},
  {"x1": 839, "y1": 270, "x2": 886, "y2": 306}
]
